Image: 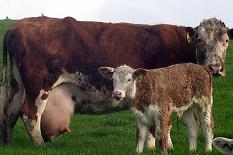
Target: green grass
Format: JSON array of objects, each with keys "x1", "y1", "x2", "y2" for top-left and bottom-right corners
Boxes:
[{"x1": 0, "y1": 19, "x2": 233, "y2": 155}]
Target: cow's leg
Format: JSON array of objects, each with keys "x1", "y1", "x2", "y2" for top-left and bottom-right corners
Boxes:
[
  {"x1": 167, "y1": 119, "x2": 173, "y2": 150},
  {"x1": 146, "y1": 130, "x2": 155, "y2": 150},
  {"x1": 159, "y1": 108, "x2": 169, "y2": 155},
  {"x1": 198, "y1": 106, "x2": 213, "y2": 152},
  {"x1": 137, "y1": 125, "x2": 156, "y2": 150},
  {"x1": 1, "y1": 61, "x2": 25, "y2": 144},
  {"x1": 22, "y1": 90, "x2": 48, "y2": 144},
  {"x1": 136, "y1": 120, "x2": 149, "y2": 153},
  {"x1": 145, "y1": 119, "x2": 173, "y2": 150},
  {"x1": 183, "y1": 107, "x2": 198, "y2": 151}
]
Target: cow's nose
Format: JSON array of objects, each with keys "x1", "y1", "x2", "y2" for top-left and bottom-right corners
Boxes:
[
  {"x1": 209, "y1": 64, "x2": 224, "y2": 76},
  {"x1": 112, "y1": 91, "x2": 122, "y2": 97},
  {"x1": 112, "y1": 90, "x2": 124, "y2": 100}
]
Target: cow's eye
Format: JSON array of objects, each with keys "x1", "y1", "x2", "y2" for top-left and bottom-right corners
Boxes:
[
  {"x1": 128, "y1": 79, "x2": 131, "y2": 82},
  {"x1": 226, "y1": 39, "x2": 229, "y2": 43}
]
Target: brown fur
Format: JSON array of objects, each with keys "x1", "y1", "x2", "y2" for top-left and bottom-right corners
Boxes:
[
  {"x1": 229, "y1": 28, "x2": 233, "y2": 40},
  {"x1": 133, "y1": 63, "x2": 212, "y2": 111},
  {"x1": 5, "y1": 16, "x2": 196, "y2": 114},
  {"x1": 131, "y1": 63, "x2": 213, "y2": 154},
  {"x1": 1, "y1": 16, "x2": 216, "y2": 144}
]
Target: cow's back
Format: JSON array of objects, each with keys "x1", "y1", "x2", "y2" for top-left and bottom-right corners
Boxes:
[
  {"x1": 5, "y1": 16, "x2": 197, "y2": 112},
  {"x1": 136, "y1": 63, "x2": 212, "y2": 108}
]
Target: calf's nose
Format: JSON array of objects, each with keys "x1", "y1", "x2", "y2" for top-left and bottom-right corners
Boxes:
[{"x1": 112, "y1": 91, "x2": 122, "y2": 98}]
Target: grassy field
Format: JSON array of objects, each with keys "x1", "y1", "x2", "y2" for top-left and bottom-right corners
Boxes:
[{"x1": 0, "y1": 19, "x2": 233, "y2": 155}]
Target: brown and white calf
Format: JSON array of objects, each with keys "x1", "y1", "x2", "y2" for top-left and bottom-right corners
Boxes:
[{"x1": 99, "y1": 63, "x2": 214, "y2": 154}]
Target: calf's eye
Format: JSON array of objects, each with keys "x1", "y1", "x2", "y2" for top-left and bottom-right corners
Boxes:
[{"x1": 128, "y1": 79, "x2": 131, "y2": 82}]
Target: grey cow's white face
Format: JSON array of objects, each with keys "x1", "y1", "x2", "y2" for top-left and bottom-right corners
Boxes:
[
  {"x1": 98, "y1": 65, "x2": 148, "y2": 101},
  {"x1": 196, "y1": 18, "x2": 230, "y2": 76}
]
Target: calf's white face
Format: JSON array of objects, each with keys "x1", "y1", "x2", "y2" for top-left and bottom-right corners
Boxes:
[{"x1": 98, "y1": 65, "x2": 148, "y2": 100}]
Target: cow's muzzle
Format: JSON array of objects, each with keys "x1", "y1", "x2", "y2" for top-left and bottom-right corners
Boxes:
[
  {"x1": 112, "y1": 90, "x2": 124, "y2": 101},
  {"x1": 209, "y1": 64, "x2": 225, "y2": 76}
]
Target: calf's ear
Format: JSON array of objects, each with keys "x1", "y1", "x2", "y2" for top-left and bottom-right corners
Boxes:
[
  {"x1": 98, "y1": 67, "x2": 114, "y2": 79},
  {"x1": 134, "y1": 68, "x2": 148, "y2": 80},
  {"x1": 228, "y1": 28, "x2": 233, "y2": 40}
]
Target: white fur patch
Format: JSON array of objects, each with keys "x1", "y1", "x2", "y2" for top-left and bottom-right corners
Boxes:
[
  {"x1": 213, "y1": 137, "x2": 233, "y2": 154},
  {"x1": 51, "y1": 69, "x2": 78, "y2": 89},
  {"x1": 127, "y1": 81, "x2": 137, "y2": 99},
  {"x1": 146, "y1": 132, "x2": 155, "y2": 150},
  {"x1": 132, "y1": 105, "x2": 160, "y2": 153},
  {"x1": 136, "y1": 120, "x2": 149, "y2": 153},
  {"x1": 200, "y1": 27, "x2": 206, "y2": 32},
  {"x1": 171, "y1": 102, "x2": 193, "y2": 117},
  {"x1": 22, "y1": 89, "x2": 49, "y2": 144},
  {"x1": 131, "y1": 105, "x2": 160, "y2": 127},
  {"x1": 183, "y1": 107, "x2": 198, "y2": 151}
]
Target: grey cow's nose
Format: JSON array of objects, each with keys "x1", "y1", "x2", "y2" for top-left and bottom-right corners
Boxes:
[{"x1": 209, "y1": 64, "x2": 224, "y2": 76}]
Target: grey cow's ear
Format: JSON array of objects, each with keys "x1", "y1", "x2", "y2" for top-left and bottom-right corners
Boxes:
[
  {"x1": 185, "y1": 27, "x2": 197, "y2": 44},
  {"x1": 228, "y1": 28, "x2": 233, "y2": 40},
  {"x1": 133, "y1": 68, "x2": 148, "y2": 80},
  {"x1": 186, "y1": 27, "x2": 197, "y2": 36},
  {"x1": 98, "y1": 67, "x2": 114, "y2": 79}
]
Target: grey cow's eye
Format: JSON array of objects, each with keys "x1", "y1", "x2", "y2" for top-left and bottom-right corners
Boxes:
[{"x1": 128, "y1": 79, "x2": 131, "y2": 82}]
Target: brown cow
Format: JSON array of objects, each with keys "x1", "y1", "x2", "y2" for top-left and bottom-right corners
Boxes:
[
  {"x1": 98, "y1": 63, "x2": 213, "y2": 154},
  {"x1": 0, "y1": 16, "x2": 232, "y2": 144}
]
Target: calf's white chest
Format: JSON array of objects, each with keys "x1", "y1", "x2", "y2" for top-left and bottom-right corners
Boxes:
[{"x1": 131, "y1": 105, "x2": 160, "y2": 126}]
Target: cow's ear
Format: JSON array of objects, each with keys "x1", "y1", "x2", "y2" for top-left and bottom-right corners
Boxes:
[
  {"x1": 186, "y1": 27, "x2": 197, "y2": 39},
  {"x1": 228, "y1": 28, "x2": 233, "y2": 40},
  {"x1": 98, "y1": 67, "x2": 114, "y2": 79},
  {"x1": 134, "y1": 68, "x2": 148, "y2": 80}
]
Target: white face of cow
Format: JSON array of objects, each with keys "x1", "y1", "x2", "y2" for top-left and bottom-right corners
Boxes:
[
  {"x1": 196, "y1": 18, "x2": 231, "y2": 76},
  {"x1": 98, "y1": 65, "x2": 148, "y2": 101}
]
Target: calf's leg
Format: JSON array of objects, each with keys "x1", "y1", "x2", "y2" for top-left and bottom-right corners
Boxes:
[
  {"x1": 183, "y1": 107, "x2": 198, "y2": 151},
  {"x1": 167, "y1": 119, "x2": 173, "y2": 149},
  {"x1": 145, "y1": 118, "x2": 173, "y2": 150},
  {"x1": 198, "y1": 107, "x2": 213, "y2": 152},
  {"x1": 146, "y1": 130, "x2": 155, "y2": 150},
  {"x1": 136, "y1": 120, "x2": 149, "y2": 153},
  {"x1": 159, "y1": 109, "x2": 169, "y2": 155}
]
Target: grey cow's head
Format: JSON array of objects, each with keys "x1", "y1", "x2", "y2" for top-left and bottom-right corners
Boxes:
[
  {"x1": 194, "y1": 18, "x2": 233, "y2": 76},
  {"x1": 98, "y1": 65, "x2": 148, "y2": 101}
]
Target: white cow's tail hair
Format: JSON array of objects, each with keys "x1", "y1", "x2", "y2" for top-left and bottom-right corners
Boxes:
[{"x1": 213, "y1": 137, "x2": 233, "y2": 154}]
